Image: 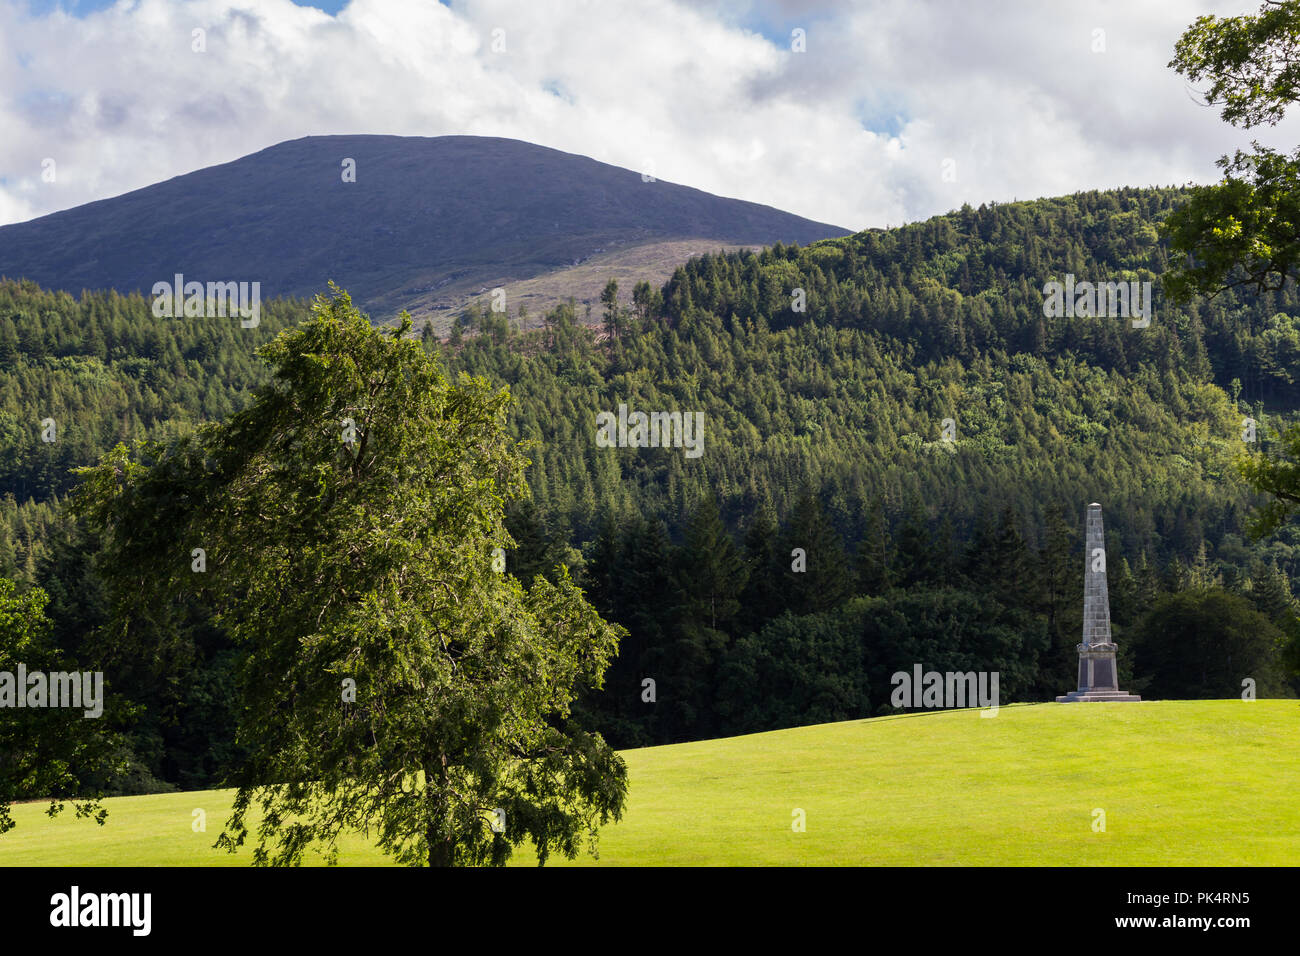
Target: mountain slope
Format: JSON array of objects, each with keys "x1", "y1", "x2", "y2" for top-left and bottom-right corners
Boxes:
[
  {"x1": 0, "y1": 135, "x2": 850, "y2": 323},
  {"x1": 400, "y1": 238, "x2": 762, "y2": 333}
]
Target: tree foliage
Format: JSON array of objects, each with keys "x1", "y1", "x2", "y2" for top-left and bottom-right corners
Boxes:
[
  {"x1": 0, "y1": 578, "x2": 123, "y2": 835},
  {"x1": 71, "y1": 286, "x2": 628, "y2": 865}
]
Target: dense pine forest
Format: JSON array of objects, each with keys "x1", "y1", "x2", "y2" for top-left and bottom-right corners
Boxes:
[{"x1": 2, "y1": 185, "x2": 1299, "y2": 795}]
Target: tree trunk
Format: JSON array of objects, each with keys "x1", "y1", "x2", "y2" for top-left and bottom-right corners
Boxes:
[
  {"x1": 427, "y1": 828, "x2": 454, "y2": 867},
  {"x1": 425, "y1": 755, "x2": 454, "y2": 867}
]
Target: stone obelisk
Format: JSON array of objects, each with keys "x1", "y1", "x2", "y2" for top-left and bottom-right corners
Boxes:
[{"x1": 1056, "y1": 503, "x2": 1141, "y2": 702}]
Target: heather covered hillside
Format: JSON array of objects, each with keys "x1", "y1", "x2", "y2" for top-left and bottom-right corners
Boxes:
[{"x1": 0, "y1": 135, "x2": 849, "y2": 324}]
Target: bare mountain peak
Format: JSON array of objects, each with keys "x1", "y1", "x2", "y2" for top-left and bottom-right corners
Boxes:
[{"x1": 0, "y1": 134, "x2": 850, "y2": 323}]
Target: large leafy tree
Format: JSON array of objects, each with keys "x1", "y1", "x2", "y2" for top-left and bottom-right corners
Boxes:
[
  {"x1": 1165, "y1": 0, "x2": 1300, "y2": 302},
  {"x1": 1128, "y1": 589, "x2": 1288, "y2": 699},
  {"x1": 72, "y1": 285, "x2": 627, "y2": 866},
  {"x1": 1167, "y1": 1, "x2": 1300, "y2": 552}
]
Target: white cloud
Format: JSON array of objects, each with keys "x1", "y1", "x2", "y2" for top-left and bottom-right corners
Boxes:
[{"x1": 1, "y1": 0, "x2": 1294, "y2": 230}]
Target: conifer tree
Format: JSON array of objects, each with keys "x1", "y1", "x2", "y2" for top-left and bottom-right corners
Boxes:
[
  {"x1": 853, "y1": 497, "x2": 891, "y2": 596},
  {"x1": 781, "y1": 492, "x2": 852, "y2": 615},
  {"x1": 677, "y1": 493, "x2": 748, "y2": 633},
  {"x1": 601, "y1": 279, "x2": 620, "y2": 343}
]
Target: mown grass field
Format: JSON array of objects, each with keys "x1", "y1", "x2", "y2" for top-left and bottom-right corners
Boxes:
[{"x1": 2, "y1": 700, "x2": 1296, "y2": 866}]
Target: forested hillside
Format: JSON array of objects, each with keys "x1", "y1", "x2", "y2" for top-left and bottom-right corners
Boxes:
[
  {"x1": 0, "y1": 282, "x2": 305, "y2": 581},
  {"x1": 441, "y1": 186, "x2": 1300, "y2": 744},
  {"x1": 2, "y1": 185, "x2": 1298, "y2": 794}
]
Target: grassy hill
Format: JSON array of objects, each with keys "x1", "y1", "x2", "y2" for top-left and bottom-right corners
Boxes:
[{"x1": 3, "y1": 700, "x2": 1296, "y2": 866}]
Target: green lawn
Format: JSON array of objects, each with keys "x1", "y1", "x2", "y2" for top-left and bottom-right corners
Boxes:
[{"x1": 3, "y1": 700, "x2": 1296, "y2": 865}]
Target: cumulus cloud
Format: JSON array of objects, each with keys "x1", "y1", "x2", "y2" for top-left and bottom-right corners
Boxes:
[{"x1": 0, "y1": 0, "x2": 1294, "y2": 230}]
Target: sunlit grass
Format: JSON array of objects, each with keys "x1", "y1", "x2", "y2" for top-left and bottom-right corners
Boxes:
[{"x1": 3, "y1": 700, "x2": 1295, "y2": 865}]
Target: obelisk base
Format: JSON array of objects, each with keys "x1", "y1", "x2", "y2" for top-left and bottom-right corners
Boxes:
[
  {"x1": 1055, "y1": 643, "x2": 1141, "y2": 702},
  {"x1": 1056, "y1": 690, "x2": 1142, "y2": 702}
]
